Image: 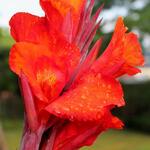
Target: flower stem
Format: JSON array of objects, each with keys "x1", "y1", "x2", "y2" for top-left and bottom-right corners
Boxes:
[{"x1": 20, "y1": 124, "x2": 45, "y2": 150}]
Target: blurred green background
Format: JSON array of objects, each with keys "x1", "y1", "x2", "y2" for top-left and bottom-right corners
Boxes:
[{"x1": 0, "y1": 0, "x2": 150, "y2": 150}]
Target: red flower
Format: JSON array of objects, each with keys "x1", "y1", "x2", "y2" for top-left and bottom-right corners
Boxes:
[{"x1": 9, "y1": 0, "x2": 144, "y2": 150}]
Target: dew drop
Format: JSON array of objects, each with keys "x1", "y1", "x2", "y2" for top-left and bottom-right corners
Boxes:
[{"x1": 81, "y1": 95, "x2": 86, "y2": 99}]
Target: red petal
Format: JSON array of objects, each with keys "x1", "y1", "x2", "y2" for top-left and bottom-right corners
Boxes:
[
  {"x1": 63, "y1": 29, "x2": 102, "y2": 91},
  {"x1": 9, "y1": 13, "x2": 49, "y2": 43},
  {"x1": 40, "y1": 0, "x2": 85, "y2": 17},
  {"x1": 9, "y1": 42, "x2": 64, "y2": 102},
  {"x1": 35, "y1": 56, "x2": 66, "y2": 101},
  {"x1": 40, "y1": 0, "x2": 86, "y2": 38},
  {"x1": 91, "y1": 17, "x2": 144, "y2": 77},
  {"x1": 81, "y1": 38, "x2": 103, "y2": 70},
  {"x1": 9, "y1": 42, "x2": 50, "y2": 102},
  {"x1": 9, "y1": 41, "x2": 80, "y2": 102},
  {"x1": 75, "y1": 38, "x2": 103, "y2": 80},
  {"x1": 9, "y1": 42, "x2": 51, "y2": 76},
  {"x1": 46, "y1": 72, "x2": 124, "y2": 121},
  {"x1": 40, "y1": 0, "x2": 63, "y2": 31},
  {"x1": 47, "y1": 33, "x2": 81, "y2": 79},
  {"x1": 78, "y1": 5, "x2": 103, "y2": 50},
  {"x1": 52, "y1": 112, "x2": 123, "y2": 150}
]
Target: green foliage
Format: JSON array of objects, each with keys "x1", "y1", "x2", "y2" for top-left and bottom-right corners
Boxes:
[
  {"x1": 0, "y1": 45, "x2": 22, "y2": 119},
  {"x1": 82, "y1": 130, "x2": 150, "y2": 150},
  {"x1": 114, "y1": 82, "x2": 150, "y2": 132},
  {"x1": 0, "y1": 28, "x2": 14, "y2": 49},
  {"x1": 125, "y1": 2, "x2": 150, "y2": 34},
  {"x1": 2, "y1": 119, "x2": 23, "y2": 150},
  {"x1": 0, "y1": 29, "x2": 16, "y2": 93},
  {"x1": 0, "y1": 48, "x2": 19, "y2": 93}
]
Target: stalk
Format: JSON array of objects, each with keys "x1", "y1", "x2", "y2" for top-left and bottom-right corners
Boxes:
[{"x1": 20, "y1": 124, "x2": 45, "y2": 150}]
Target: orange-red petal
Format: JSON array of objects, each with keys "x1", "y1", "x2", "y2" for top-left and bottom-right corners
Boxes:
[
  {"x1": 41, "y1": 0, "x2": 85, "y2": 16},
  {"x1": 46, "y1": 72, "x2": 124, "y2": 121},
  {"x1": 9, "y1": 41, "x2": 80, "y2": 102},
  {"x1": 40, "y1": 0, "x2": 86, "y2": 38},
  {"x1": 50, "y1": 34, "x2": 81, "y2": 77},
  {"x1": 9, "y1": 42, "x2": 52, "y2": 76},
  {"x1": 91, "y1": 17, "x2": 144, "y2": 77},
  {"x1": 9, "y1": 13, "x2": 49, "y2": 44},
  {"x1": 9, "y1": 42, "x2": 53, "y2": 102},
  {"x1": 35, "y1": 56, "x2": 66, "y2": 101},
  {"x1": 9, "y1": 42, "x2": 66, "y2": 102}
]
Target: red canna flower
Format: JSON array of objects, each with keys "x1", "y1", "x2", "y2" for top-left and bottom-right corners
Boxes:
[{"x1": 9, "y1": 0, "x2": 144, "y2": 150}]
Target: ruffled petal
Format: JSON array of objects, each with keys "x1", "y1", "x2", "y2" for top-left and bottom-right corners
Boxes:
[
  {"x1": 46, "y1": 72, "x2": 124, "y2": 121},
  {"x1": 52, "y1": 112, "x2": 123, "y2": 150},
  {"x1": 40, "y1": 0, "x2": 85, "y2": 19},
  {"x1": 40, "y1": 0, "x2": 86, "y2": 39},
  {"x1": 9, "y1": 13, "x2": 49, "y2": 43},
  {"x1": 40, "y1": 0, "x2": 63, "y2": 31},
  {"x1": 9, "y1": 42, "x2": 51, "y2": 76},
  {"x1": 9, "y1": 42, "x2": 67, "y2": 102},
  {"x1": 9, "y1": 41, "x2": 80, "y2": 102},
  {"x1": 9, "y1": 42, "x2": 55, "y2": 102},
  {"x1": 91, "y1": 17, "x2": 144, "y2": 77}
]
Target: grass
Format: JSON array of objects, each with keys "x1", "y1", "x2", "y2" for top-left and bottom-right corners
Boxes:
[
  {"x1": 1, "y1": 120, "x2": 150, "y2": 150},
  {"x1": 82, "y1": 130, "x2": 150, "y2": 150},
  {"x1": 2, "y1": 120, "x2": 23, "y2": 150},
  {"x1": 0, "y1": 32, "x2": 14, "y2": 49}
]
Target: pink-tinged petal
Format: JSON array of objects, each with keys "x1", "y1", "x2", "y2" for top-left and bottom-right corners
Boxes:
[
  {"x1": 81, "y1": 19, "x2": 102, "y2": 54},
  {"x1": 91, "y1": 17, "x2": 144, "y2": 77},
  {"x1": 64, "y1": 19, "x2": 102, "y2": 90},
  {"x1": 75, "y1": 38, "x2": 103, "y2": 80},
  {"x1": 75, "y1": 2, "x2": 103, "y2": 46},
  {"x1": 46, "y1": 73, "x2": 124, "y2": 121},
  {"x1": 9, "y1": 13, "x2": 49, "y2": 43},
  {"x1": 77, "y1": 5, "x2": 103, "y2": 50},
  {"x1": 82, "y1": 38, "x2": 103, "y2": 69},
  {"x1": 64, "y1": 38, "x2": 102, "y2": 91},
  {"x1": 61, "y1": 11, "x2": 73, "y2": 42},
  {"x1": 19, "y1": 72, "x2": 39, "y2": 131}
]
